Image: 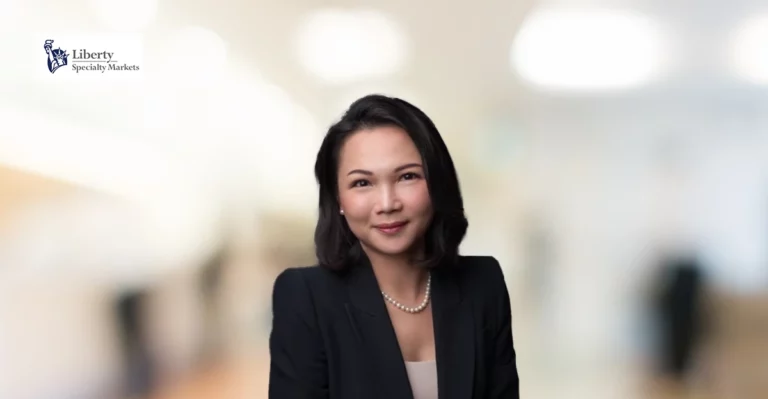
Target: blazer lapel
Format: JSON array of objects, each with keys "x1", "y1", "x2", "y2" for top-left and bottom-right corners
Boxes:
[
  {"x1": 344, "y1": 261, "x2": 414, "y2": 399},
  {"x1": 432, "y1": 266, "x2": 475, "y2": 399}
]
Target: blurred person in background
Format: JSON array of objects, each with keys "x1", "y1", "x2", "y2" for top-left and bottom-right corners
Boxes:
[
  {"x1": 198, "y1": 244, "x2": 228, "y2": 362},
  {"x1": 268, "y1": 95, "x2": 520, "y2": 399},
  {"x1": 651, "y1": 254, "x2": 708, "y2": 394},
  {"x1": 115, "y1": 289, "x2": 155, "y2": 398}
]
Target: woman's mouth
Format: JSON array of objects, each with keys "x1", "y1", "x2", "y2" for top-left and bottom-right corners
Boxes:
[{"x1": 374, "y1": 221, "x2": 408, "y2": 234}]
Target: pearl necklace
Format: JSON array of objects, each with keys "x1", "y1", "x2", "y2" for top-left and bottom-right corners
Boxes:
[{"x1": 381, "y1": 273, "x2": 432, "y2": 314}]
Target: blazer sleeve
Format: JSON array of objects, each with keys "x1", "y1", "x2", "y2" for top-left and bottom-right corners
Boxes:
[
  {"x1": 269, "y1": 268, "x2": 329, "y2": 399},
  {"x1": 486, "y1": 257, "x2": 520, "y2": 398}
]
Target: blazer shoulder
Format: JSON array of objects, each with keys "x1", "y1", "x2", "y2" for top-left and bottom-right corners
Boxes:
[
  {"x1": 273, "y1": 264, "x2": 346, "y2": 303},
  {"x1": 458, "y1": 255, "x2": 504, "y2": 281},
  {"x1": 455, "y1": 255, "x2": 509, "y2": 301},
  {"x1": 273, "y1": 264, "x2": 335, "y2": 289},
  {"x1": 275, "y1": 264, "x2": 326, "y2": 280}
]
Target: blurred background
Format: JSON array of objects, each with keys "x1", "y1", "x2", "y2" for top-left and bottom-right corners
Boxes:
[{"x1": 1, "y1": 0, "x2": 768, "y2": 398}]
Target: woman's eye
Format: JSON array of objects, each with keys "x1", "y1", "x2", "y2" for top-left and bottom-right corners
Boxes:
[
  {"x1": 401, "y1": 172, "x2": 420, "y2": 181},
  {"x1": 352, "y1": 179, "x2": 370, "y2": 188}
]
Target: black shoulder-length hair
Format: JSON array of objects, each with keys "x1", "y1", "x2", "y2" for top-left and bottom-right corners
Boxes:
[{"x1": 313, "y1": 94, "x2": 468, "y2": 271}]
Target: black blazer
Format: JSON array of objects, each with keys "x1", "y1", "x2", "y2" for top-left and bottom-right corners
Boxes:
[{"x1": 268, "y1": 256, "x2": 520, "y2": 399}]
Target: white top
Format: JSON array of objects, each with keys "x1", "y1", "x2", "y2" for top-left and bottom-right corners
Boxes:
[{"x1": 404, "y1": 360, "x2": 438, "y2": 399}]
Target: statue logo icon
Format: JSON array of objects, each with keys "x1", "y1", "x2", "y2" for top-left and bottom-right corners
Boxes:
[{"x1": 44, "y1": 39, "x2": 68, "y2": 74}]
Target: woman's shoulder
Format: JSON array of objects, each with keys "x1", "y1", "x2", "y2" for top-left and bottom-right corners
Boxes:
[
  {"x1": 451, "y1": 255, "x2": 508, "y2": 297},
  {"x1": 272, "y1": 265, "x2": 346, "y2": 299},
  {"x1": 275, "y1": 264, "x2": 328, "y2": 280},
  {"x1": 455, "y1": 255, "x2": 504, "y2": 280}
]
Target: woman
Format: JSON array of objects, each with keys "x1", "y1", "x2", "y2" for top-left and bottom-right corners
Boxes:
[{"x1": 269, "y1": 94, "x2": 519, "y2": 399}]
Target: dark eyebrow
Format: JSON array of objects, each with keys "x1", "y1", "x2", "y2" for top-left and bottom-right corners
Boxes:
[
  {"x1": 346, "y1": 163, "x2": 423, "y2": 176},
  {"x1": 347, "y1": 169, "x2": 373, "y2": 176},
  {"x1": 394, "y1": 163, "x2": 423, "y2": 173}
]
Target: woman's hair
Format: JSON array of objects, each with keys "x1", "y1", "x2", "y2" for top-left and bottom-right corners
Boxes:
[{"x1": 313, "y1": 94, "x2": 468, "y2": 271}]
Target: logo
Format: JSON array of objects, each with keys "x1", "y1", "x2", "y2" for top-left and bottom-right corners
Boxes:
[
  {"x1": 42, "y1": 37, "x2": 141, "y2": 76},
  {"x1": 44, "y1": 39, "x2": 68, "y2": 74}
]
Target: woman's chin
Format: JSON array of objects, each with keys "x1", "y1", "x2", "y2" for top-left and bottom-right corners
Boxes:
[{"x1": 365, "y1": 238, "x2": 419, "y2": 258}]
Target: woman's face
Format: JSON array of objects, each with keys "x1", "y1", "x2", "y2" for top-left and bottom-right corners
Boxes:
[{"x1": 337, "y1": 125, "x2": 434, "y2": 259}]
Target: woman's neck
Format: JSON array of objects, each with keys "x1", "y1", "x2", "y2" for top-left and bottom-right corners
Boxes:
[{"x1": 364, "y1": 247, "x2": 429, "y2": 303}]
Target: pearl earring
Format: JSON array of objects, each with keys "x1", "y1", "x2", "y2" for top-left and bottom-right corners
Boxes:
[{"x1": 340, "y1": 209, "x2": 345, "y2": 215}]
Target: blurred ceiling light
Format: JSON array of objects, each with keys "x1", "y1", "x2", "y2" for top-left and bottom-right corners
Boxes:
[
  {"x1": 296, "y1": 9, "x2": 407, "y2": 84},
  {"x1": 155, "y1": 26, "x2": 228, "y2": 89},
  {"x1": 90, "y1": 0, "x2": 158, "y2": 31},
  {"x1": 729, "y1": 14, "x2": 768, "y2": 85},
  {"x1": 511, "y1": 7, "x2": 664, "y2": 91}
]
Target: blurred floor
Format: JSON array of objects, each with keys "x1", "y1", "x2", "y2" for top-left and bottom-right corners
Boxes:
[
  {"x1": 144, "y1": 357, "x2": 725, "y2": 399},
  {"x1": 142, "y1": 343, "x2": 763, "y2": 399},
  {"x1": 146, "y1": 349, "x2": 269, "y2": 399},
  {"x1": 140, "y1": 278, "x2": 768, "y2": 399}
]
